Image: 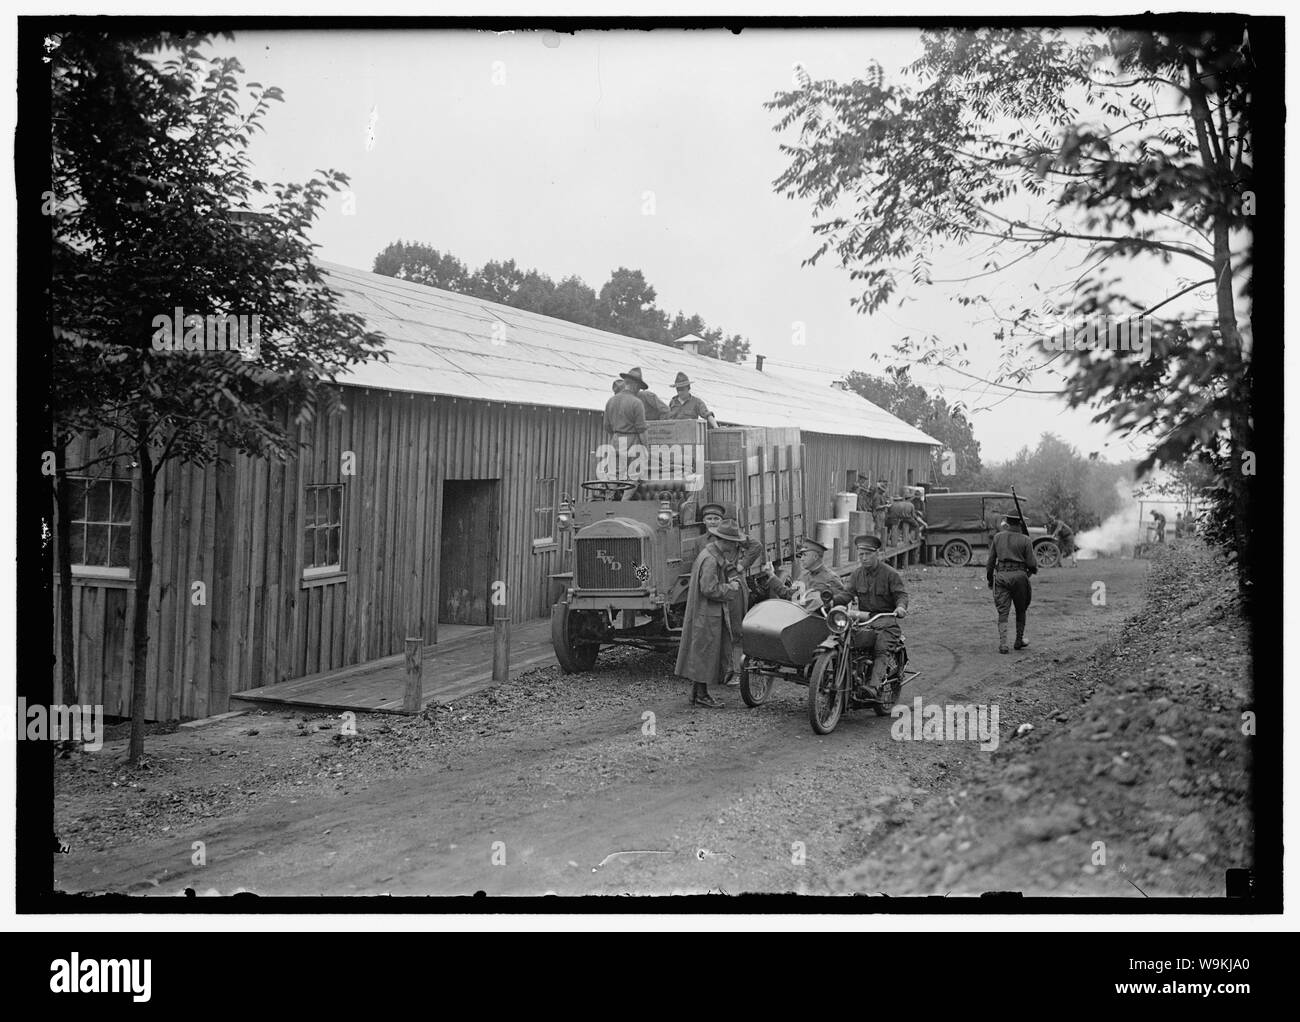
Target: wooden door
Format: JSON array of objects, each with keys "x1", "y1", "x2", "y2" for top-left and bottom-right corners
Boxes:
[{"x1": 438, "y1": 479, "x2": 499, "y2": 625}]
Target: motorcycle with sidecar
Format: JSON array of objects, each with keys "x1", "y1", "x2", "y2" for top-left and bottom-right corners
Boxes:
[{"x1": 738, "y1": 597, "x2": 920, "y2": 735}]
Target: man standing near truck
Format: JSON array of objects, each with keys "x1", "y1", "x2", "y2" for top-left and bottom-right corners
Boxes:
[
  {"x1": 986, "y1": 514, "x2": 1037, "y2": 653},
  {"x1": 676, "y1": 518, "x2": 748, "y2": 708},
  {"x1": 668, "y1": 372, "x2": 720, "y2": 428}
]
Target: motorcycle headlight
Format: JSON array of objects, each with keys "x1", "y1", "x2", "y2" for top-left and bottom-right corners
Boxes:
[{"x1": 827, "y1": 607, "x2": 850, "y2": 634}]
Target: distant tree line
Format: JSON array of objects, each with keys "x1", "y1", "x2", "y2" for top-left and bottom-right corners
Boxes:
[
  {"x1": 979, "y1": 435, "x2": 1136, "y2": 532},
  {"x1": 372, "y1": 241, "x2": 751, "y2": 362}
]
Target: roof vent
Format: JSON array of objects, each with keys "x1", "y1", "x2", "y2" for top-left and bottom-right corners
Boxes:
[{"x1": 674, "y1": 333, "x2": 705, "y2": 356}]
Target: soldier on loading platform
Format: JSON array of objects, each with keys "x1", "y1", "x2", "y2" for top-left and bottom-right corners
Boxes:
[{"x1": 986, "y1": 514, "x2": 1037, "y2": 654}]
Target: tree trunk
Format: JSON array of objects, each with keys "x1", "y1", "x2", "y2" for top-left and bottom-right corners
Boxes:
[
  {"x1": 54, "y1": 443, "x2": 77, "y2": 709},
  {"x1": 128, "y1": 444, "x2": 155, "y2": 765}
]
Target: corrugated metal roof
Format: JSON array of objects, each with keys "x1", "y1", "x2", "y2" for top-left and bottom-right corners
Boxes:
[{"x1": 322, "y1": 262, "x2": 939, "y2": 447}]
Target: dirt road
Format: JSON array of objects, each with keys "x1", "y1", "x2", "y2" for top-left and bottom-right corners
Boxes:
[{"x1": 56, "y1": 559, "x2": 1151, "y2": 897}]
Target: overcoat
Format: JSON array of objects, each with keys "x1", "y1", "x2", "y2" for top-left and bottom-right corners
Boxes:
[{"x1": 675, "y1": 541, "x2": 734, "y2": 684}]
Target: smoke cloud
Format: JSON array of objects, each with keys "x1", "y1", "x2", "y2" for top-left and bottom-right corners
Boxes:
[{"x1": 1075, "y1": 480, "x2": 1140, "y2": 558}]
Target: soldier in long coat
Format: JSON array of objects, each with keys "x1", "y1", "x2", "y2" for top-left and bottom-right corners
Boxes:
[{"x1": 675, "y1": 519, "x2": 746, "y2": 708}]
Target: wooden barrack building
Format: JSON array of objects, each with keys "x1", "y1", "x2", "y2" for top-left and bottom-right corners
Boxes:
[{"x1": 54, "y1": 262, "x2": 938, "y2": 720}]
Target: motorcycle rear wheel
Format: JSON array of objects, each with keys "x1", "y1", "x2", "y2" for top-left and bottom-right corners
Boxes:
[{"x1": 808, "y1": 650, "x2": 845, "y2": 735}]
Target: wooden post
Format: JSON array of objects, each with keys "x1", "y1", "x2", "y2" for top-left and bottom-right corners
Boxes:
[
  {"x1": 404, "y1": 637, "x2": 423, "y2": 714},
  {"x1": 832, "y1": 536, "x2": 841, "y2": 568},
  {"x1": 493, "y1": 607, "x2": 510, "y2": 687}
]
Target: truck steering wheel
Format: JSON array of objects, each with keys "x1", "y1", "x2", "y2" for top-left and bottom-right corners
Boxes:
[{"x1": 580, "y1": 479, "x2": 637, "y2": 501}]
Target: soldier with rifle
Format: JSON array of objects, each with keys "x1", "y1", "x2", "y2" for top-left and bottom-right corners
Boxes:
[{"x1": 985, "y1": 488, "x2": 1038, "y2": 654}]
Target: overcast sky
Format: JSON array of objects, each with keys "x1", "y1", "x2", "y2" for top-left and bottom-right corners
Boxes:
[{"x1": 215, "y1": 27, "x2": 1197, "y2": 465}]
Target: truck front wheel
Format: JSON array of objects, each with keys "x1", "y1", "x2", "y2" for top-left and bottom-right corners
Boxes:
[{"x1": 551, "y1": 602, "x2": 601, "y2": 673}]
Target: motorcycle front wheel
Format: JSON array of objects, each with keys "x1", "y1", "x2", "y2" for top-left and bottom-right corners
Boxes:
[{"x1": 808, "y1": 649, "x2": 845, "y2": 735}]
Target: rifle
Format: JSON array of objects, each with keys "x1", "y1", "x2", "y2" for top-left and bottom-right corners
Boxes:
[{"x1": 1010, "y1": 486, "x2": 1031, "y2": 537}]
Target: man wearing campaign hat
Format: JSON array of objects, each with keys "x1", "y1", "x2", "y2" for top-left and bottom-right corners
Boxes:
[
  {"x1": 604, "y1": 370, "x2": 647, "y2": 451},
  {"x1": 986, "y1": 514, "x2": 1037, "y2": 653},
  {"x1": 676, "y1": 518, "x2": 749, "y2": 708},
  {"x1": 668, "y1": 372, "x2": 720, "y2": 428},
  {"x1": 843, "y1": 534, "x2": 910, "y2": 697},
  {"x1": 620, "y1": 366, "x2": 671, "y2": 420}
]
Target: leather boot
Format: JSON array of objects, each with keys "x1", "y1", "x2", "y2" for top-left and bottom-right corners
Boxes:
[
  {"x1": 1014, "y1": 618, "x2": 1028, "y2": 650},
  {"x1": 691, "y1": 682, "x2": 723, "y2": 709},
  {"x1": 997, "y1": 620, "x2": 1009, "y2": 654}
]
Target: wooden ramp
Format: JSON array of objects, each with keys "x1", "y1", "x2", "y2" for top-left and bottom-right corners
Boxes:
[{"x1": 231, "y1": 618, "x2": 557, "y2": 715}]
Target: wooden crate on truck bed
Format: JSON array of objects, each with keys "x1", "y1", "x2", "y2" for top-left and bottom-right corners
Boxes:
[{"x1": 703, "y1": 429, "x2": 806, "y2": 565}]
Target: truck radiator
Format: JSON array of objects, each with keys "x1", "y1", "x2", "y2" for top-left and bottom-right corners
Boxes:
[{"x1": 576, "y1": 537, "x2": 645, "y2": 590}]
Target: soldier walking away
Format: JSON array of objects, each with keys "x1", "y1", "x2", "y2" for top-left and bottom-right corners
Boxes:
[
  {"x1": 676, "y1": 518, "x2": 748, "y2": 708},
  {"x1": 604, "y1": 370, "x2": 647, "y2": 466},
  {"x1": 1174, "y1": 511, "x2": 1185, "y2": 540},
  {"x1": 1151, "y1": 509, "x2": 1167, "y2": 544},
  {"x1": 986, "y1": 514, "x2": 1037, "y2": 653},
  {"x1": 842, "y1": 534, "x2": 909, "y2": 697},
  {"x1": 668, "y1": 372, "x2": 720, "y2": 428},
  {"x1": 1048, "y1": 514, "x2": 1078, "y2": 566}
]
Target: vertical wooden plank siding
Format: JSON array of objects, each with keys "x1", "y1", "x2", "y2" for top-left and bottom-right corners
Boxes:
[{"x1": 54, "y1": 395, "x2": 932, "y2": 720}]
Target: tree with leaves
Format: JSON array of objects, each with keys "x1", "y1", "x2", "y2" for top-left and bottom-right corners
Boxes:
[
  {"x1": 51, "y1": 32, "x2": 385, "y2": 762},
  {"x1": 769, "y1": 25, "x2": 1255, "y2": 592},
  {"x1": 842, "y1": 369, "x2": 984, "y2": 488}
]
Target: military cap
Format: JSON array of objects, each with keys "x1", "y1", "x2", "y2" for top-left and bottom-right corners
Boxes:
[
  {"x1": 699, "y1": 501, "x2": 726, "y2": 518},
  {"x1": 800, "y1": 538, "x2": 828, "y2": 554},
  {"x1": 854, "y1": 534, "x2": 883, "y2": 551},
  {"x1": 673, "y1": 372, "x2": 692, "y2": 388},
  {"x1": 619, "y1": 366, "x2": 647, "y2": 389}
]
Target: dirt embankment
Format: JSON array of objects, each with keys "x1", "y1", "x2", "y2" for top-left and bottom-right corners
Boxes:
[{"x1": 836, "y1": 540, "x2": 1253, "y2": 897}]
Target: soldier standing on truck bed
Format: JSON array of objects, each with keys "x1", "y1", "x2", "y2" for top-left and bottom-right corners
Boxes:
[
  {"x1": 605, "y1": 370, "x2": 648, "y2": 463},
  {"x1": 620, "y1": 365, "x2": 670, "y2": 420},
  {"x1": 668, "y1": 372, "x2": 720, "y2": 428},
  {"x1": 986, "y1": 514, "x2": 1037, "y2": 654}
]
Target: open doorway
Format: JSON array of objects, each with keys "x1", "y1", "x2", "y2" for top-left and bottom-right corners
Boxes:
[{"x1": 438, "y1": 479, "x2": 499, "y2": 627}]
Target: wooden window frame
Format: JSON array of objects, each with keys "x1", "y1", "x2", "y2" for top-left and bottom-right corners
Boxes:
[
  {"x1": 532, "y1": 477, "x2": 558, "y2": 552},
  {"x1": 66, "y1": 472, "x2": 138, "y2": 585},
  {"x1": 299, "y1": 481, "x2": 347, "y2": 588}
]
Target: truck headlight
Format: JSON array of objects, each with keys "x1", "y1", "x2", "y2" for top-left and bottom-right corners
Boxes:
[
  {"x1": 827, "y1": 607, "x2": 850, "y2": 634},
  {"x1": 558, "y1": 500, "x2": 572, "y2": 531},
  {"x1": 656, "y1": 501, "x2": 672, "y2": 528}
]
